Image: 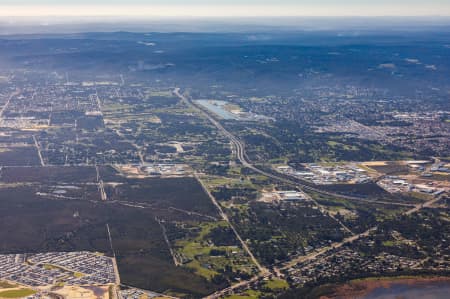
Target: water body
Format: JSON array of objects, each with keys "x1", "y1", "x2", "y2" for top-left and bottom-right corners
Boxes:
[
  {"x1": 196, "y1": 100, "x2": 239, "y2": 120},
  {"x1": 363, "y1": 281, "x2": 450, "y2": 299}
]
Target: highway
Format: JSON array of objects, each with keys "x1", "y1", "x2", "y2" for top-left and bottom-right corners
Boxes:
[
  {"x1": 173, "y1": 88, "x2": 410, "y2": 206},
  {"x1": 173, "y1": 88, "x2": 445, "y2": 299},
  {"x1": 173, "y1": 88, "x2": 411, "y2": 237}
]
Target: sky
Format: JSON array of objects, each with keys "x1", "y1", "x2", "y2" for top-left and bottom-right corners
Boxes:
[{"x1": 0, "y1": 0, "x2": 449, "y2": 17}]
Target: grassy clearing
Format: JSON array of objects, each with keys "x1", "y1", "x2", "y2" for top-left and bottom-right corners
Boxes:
[
  {"x1": 43, "y1": 264, "x2": 60, "y2": 270},
  {"x1": 0, "y1": 289, "x2": 36, "y2": 298},
  {"x1": 175, "y1": 220, "x2": 254, "y2": 281},
  {"x1": 225, "y1": 290, "x2": 261, "y2": 299},
  {"x1": 226, "y1": 295, "x2": 257, "y2": 299},
  {"x1": 264, "y1": 278, "x2": 289, "y2": 290},
  {"x1": 186, "y1": 260, "x2": 218, "y2": 280},
  {"x1": 382, "y1": 240, "x2": 396, "y2": 247}
]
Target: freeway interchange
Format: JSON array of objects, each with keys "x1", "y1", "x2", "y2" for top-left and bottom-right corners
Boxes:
[
  {"x1": 174, "y1": 88, "x2": 405, "y2": 205},
  {"x1": 174, "y1": 88, "x2": 447, "y2": 299}
]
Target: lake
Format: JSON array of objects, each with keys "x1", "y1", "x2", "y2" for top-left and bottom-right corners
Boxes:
[
  {"x1": 363, "y1": 281, "x2": 450, "y2": 299},
  {"x1": 195, "y1": 100, "x2": 239, "y2": 120}
]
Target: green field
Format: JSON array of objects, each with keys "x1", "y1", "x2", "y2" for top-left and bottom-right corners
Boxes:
[
  {"x1": 265, "y1": 279, "x2": 289, "y2": 290},
  {"x1": 225, "y1": 290, "x2": 261, "y2": 299},
  {"x1": 173, "y1": 220, "x2": 256, "y2": 281},
  {"x1": 0, "y1": 289, "x2": 36, "y2": 298}
]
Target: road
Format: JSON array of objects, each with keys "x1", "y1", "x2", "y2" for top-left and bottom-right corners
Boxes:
[
  {"x1": 173, "y1": 89, "x2": 446, "y2": 298},
  {"x1": 106, "y1": 224, "x2": 122, "y2": 287},
  {"x1": 174, "y1": 89, "x2": 388, "y2": 237},
  {"x1": 156, "y1": 217, "x2": 181, "y2": 266},
  {"x1": 173, "y1": 88, "x2": 408, "y2": 206},
  {"x1": 33, "y1": 135, "x2": 46, "y2": 167},
  {"x1": 0, "y1": 89, "x2": 20, "y2": 120},
  {"x1": 95, "y1": 165, "x2": 107, "y2": 201},
  {"x1": 280, "y1": 193, "x2": 445, "y2": 270},
  {"x1": 173, "y1": 88, "x2": 352, "y2": 298},
  {"x1": 195, "y1": 173, "x2": 268, "y2": 275},
  {"x1": 204, "y1": 227, "x2": 375, "y2": 298},
  {"x1": 113, "y1": 128, "x2": 145, "y2": 164},
  {"x1": 106, "y1": 223, "x2": 116, "y2": 258},
  {"x1": 405, "y1": 195, "x2": 444, "y2": 215},
  {"x1": 204, "y1": 194, "x2": 443, "y2": 299}
]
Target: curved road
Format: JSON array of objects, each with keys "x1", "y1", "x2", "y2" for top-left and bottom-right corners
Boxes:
[
  {"x1": 173, "y1": 88, "x2": 444, "y2": 299},
  {"x1": 174, "y1": 88, "x2": 409, "y2": 206}
]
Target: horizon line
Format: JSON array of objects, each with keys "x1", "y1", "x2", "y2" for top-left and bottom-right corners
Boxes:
[
  {"x1": 1, "y1": 5, "x2": 450, "y2": 17},
  {"x1": 3, "y1": 15, "x2": 450, "y2": 19}
]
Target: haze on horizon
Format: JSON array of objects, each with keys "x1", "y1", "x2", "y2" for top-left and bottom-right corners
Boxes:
[{"x1": 0, "y1": 0, "x2": 450, "y2": 17}]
